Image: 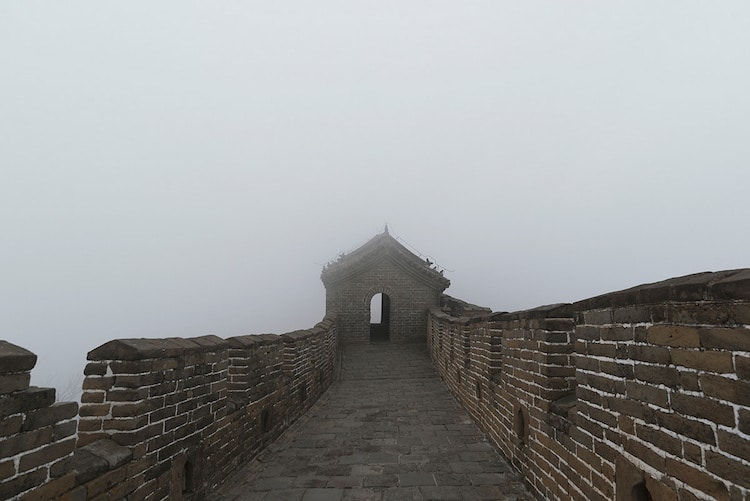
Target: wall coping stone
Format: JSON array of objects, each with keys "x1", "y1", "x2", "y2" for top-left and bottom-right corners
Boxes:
[
  {"x1": 80, "y1": 439, "x2": 132, "y2": 469},
  {"x1": 281, "y1": 330, "x2": 315, "y2": 342},
  {"x1": 436, "y1": 269, "x2": 750, "y2": 323},
  {"x1": 227, "y1": 334, "x2": 282, "y2": 347},
  {"x1": 573, "y1": 269, "x2": 750, "y2": 310},
  {"x1": 0, "y1": 341, "x2": 37, "y2": 373},
  {"x1": 228, "y1": 316, "x2": 337, "y2": 347},
  {"x1": 67, "y1": 439, "x2": 132, "y2": 484},
  {"x1": 88, "y1": 335, "x2": 229, "y2": 361}
]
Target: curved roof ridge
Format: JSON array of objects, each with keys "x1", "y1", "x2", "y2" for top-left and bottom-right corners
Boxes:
[{"x1": 321, "y1": 231, "x2": 450, "y2": 289}]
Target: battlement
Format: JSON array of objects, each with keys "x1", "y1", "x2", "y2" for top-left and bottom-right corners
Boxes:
[
  {"x1": 429, "y1": 269, "x2": 750, "y2": 501},
  {"x1": 1, "y1": 265, "x2": 749, "y2": 500},
  {"x1": 0, "y1": 316, "x2": 337, "y2": 500}
]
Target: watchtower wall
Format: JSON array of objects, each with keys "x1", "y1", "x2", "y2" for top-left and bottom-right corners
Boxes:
[{"x1": 325, "y1": 257, "x2": 442, "y2": 343}]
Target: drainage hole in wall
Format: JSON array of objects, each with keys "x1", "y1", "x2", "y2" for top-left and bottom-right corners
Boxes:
[
  {"x1": 183, "y1": 460, "x2": 194, "y2": 493},
  {"x1": 514, "y1": 406, "x2": 527, "y2": 442},
  {"x1": 632, "y1": 481, "x2": 654, "y2": 501},
  {"x1": 261, "y1": 408, "x2": 272, "y2": 433}
]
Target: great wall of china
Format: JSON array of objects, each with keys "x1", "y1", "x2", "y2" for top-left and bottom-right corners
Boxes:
[{"x1": 1, "y1": 231, "x2": 748, "y2": 500}]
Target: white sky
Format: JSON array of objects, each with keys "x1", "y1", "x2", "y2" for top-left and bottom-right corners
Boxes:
[{"x1": 1, "y1": 2, "x2": 749, "y2": 391}]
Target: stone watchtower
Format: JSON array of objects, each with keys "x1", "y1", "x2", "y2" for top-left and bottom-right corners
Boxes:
[{"x1": 321, "y1": 228, "x2": 450, "y2": 342}]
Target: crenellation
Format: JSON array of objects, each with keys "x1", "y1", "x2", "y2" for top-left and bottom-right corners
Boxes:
[
  {"x1": 2, "y1": 234, "x2": 749, "y2": 501},
  {"x1": 428, "y1": 271, "x2": 750, "y2": 500}
]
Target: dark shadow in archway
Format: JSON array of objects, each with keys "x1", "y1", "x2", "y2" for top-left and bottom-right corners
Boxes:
[{"x1": 369, "y1": 293, "x2": 391, "y2": 342}]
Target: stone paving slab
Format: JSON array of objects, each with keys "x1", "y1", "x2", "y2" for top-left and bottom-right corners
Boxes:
[{"x1": 212, "y1": 342, "x2": 534, "y2": 501}]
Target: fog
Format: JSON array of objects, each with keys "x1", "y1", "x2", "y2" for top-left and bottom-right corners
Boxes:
[{"x1": 2, "y1": 2, "x2": 749, "y2": 396}]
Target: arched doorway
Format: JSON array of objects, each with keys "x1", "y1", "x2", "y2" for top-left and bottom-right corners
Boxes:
[{"x1": 369, "y1": 293, "x2": 391, "y2": 341}]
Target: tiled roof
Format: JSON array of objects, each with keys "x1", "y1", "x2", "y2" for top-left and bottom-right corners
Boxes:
[{"x1": 321, "y1": 231, "x2": 450, "y2": 290}]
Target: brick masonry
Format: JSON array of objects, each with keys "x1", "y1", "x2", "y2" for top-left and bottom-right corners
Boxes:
[
  {"x1": 2, "y1": 262, "x2": 749, "y2": 500},
  {"x1": 428, "y1": 269, "x2": 750, "y2": 501},
  {"x1": 0, "y1": 316, "x2": 337, "y2": 500}
]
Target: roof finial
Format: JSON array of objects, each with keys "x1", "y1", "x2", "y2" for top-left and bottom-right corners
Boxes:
[{"x1": 384, "y1": 223, "x2": 389, "y2": 235}]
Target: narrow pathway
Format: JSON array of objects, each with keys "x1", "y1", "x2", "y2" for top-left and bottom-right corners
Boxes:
[{"x1": 213, "y1": 343, "x2": 534, "y2": 501}]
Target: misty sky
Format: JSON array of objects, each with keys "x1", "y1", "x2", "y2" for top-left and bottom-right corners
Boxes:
[{"x1": 2, "y1": 2, "x2": 749, "y2": 393}]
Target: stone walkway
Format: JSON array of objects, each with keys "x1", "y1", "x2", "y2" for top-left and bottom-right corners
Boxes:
[{"x1": 212, "y1": 343, "x2": 534, "y2": 501}]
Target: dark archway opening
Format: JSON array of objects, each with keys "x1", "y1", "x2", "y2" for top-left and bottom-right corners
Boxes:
[{"x1": 369, "y1": 293, "x2": 391, "y2": 341}]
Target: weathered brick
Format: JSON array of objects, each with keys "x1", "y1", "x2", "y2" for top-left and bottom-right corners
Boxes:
[
  {"x1": 584, "y1": 374, "x2": 625, "y2": 395},
  {"x1": 656, "y1": 411, "x2": 716, "y2": 445},
  {"x1": 0, "y1": 373, "x2": 31, "y2": 394},
  {"x1": 671, "y1": 349, "x2": 734, "y2": 373},
  {"x1": 84, "y1": 463, "x2": 128, "y2": 497},
  {"x1": 0, "y1": 427, "x2": 53, "y2": 457},
  {"x1": 635, "y1": 424, "x2": 681, "y2": 457},
  {"x1": 700, "y1": 327, "x2": 750, "y2": 351},
  {"x1": 612, "y1": 306, "x2": 654, "y2": 324},
  {"x1": 575, "y1": 326, "x2": 601, "y2": 341},
  {"x1": 626, "y1": 381, "x2": 669, "y2": 408},
  {"x1": 739, "y1": 409, "x2": 750, "y2": 435},
  {"x1": 19, "y1": 438, "x2": 75, "y2": 472},
  {"x1": 671, "y1": 393, "x2": 735, "y2": 427},
  {"x1": 737, "y1": 355, "x2": 750, "y2": 381},
  {"x1": 647, "y1": 325, "x2": 700, "y2": 348},
  {"x1": 700, "y1": 374, "x2": 750, "y2": 407},
  {"x1": 624, "y1": 438, "x2": 665, "y2": 471},
  {"x1": 54, "y1": 420, "x2": 77, "y2": 441},
  {"x1": 106, "y1": 387, "x2": 150, "y2": 402},
  {"x1": 0, "y1": 414, "x2": 23, "y2": 437},
  {"x1": 0, "y1": 467, "x2": 47, "y2": 500},
  {"x1": 717, "y1": 430, "x2": 750, "y2": 462},
  {"x1": 109, "y1": 360, "x2": 153, "y2": 374},
  {"x1": 111, "y1": 399, "x2": 162, "y2": 417},
  {"x1": 84, "y1": 362, "x2": 108, "y2": 376},
  {"x1": 607, "y1": 397, "x2": 649, "y2": 421},
  {"x1": 628, "y1": 345, "x2": 670, "y2": 364},
  {"x1": 705, "y1": 451, "x2": 750, "y2": 490},
  {"x1": 114, "y1": 373, "x2": 163, "y2": 388},
  {"x1": 82, "y1": 376, "x2": 114, "y2": 391},
  {"x1": 21, "y1": 473, "x2": 76, "y2": 501},
  {"x1": 0, "y1": 459, "x2": 15, "y2": 481},
  {"x1": 582, "y1": 310, "x2": 613, "y2": 326},
  {"x1": 77, "y1": 418, "x2": 103, "y2": 432},
  {"x1": 682, "y1": 440, "x2": 702, "y2": 465},
  {"x1": 599, "y1": 360, "x2": 634, "y2": 380},
  {"x1": 60, "y1": 485, "x2": 87, "y2": 501},
  {"x1": 587, "y1": 343, "x2": 617, "y2": 358},
  {"x1": 111, "y1": 423, "x2": 163, "y2": 446},
  {"x1": 666, "y1": 457, "x2": 729, "y2": 500},
  {"x1": 601, "y1": 326, "x2": 633, "y2": 342},
  {"x1": 81, "y1": 391, "x2": 105, "y2": 404},
  {"x1": 103, "y1": 415, "x2": 149, "y2": 431},
  {"x1": 679, "y1": 372, "x2": 700, "y2": 392},
  {"x1": 634, "y1": 364, "x2": 680, "y2": 388},
  {"x1": 0, "y1": 387, "x2": 56, "y2": 417},
  {"x1": 79, "y1": 403, "x2": 111, "y2": 417},
  {"x1": 22, "y1": 401, "x2": 78, "y2": 431}
]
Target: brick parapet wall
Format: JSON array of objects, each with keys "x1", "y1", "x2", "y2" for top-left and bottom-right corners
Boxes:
[
  {"x1": 428, "y1": 308, "x2": 584, "y2": 500},
  {"x1": 578, "y1": 302, "x2": 750, "y2": 501},
  {"x1": 0, "y1": 315, "x2": 337, "y2": 500},
  {"x1": 429, "y1": 269, "x2": 750, "y2": 501},
  {"x1": 0, "y1": 341, "x2": 79, "y2": 501}
]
